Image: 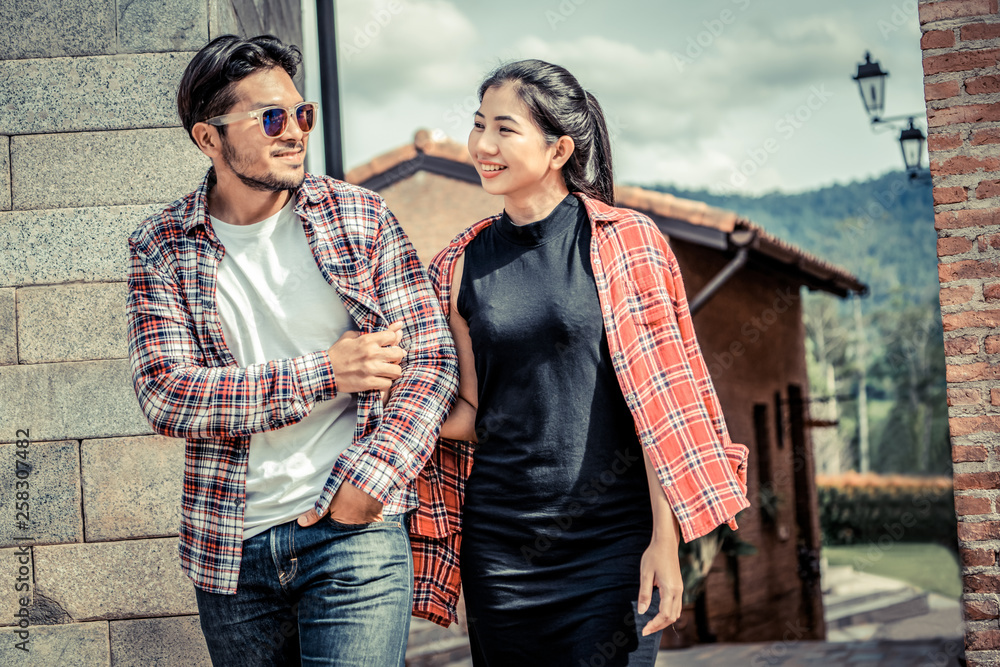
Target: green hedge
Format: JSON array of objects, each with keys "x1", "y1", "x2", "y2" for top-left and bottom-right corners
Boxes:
[{"x1": 818, "y1": 474, "x2": 956, "y2": 550}]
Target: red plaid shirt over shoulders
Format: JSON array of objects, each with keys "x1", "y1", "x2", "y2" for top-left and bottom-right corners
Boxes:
[
  {"x1": 410, "y1": 193, "x2": 750, "y2": 627},
  {"x1": 126, "y1": 169, "x2": 458, "y2": 594}
]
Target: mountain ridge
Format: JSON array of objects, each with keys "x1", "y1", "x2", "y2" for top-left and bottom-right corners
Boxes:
[{"x1": 636, "y1": 171, "x2": 937, "y2": 308}]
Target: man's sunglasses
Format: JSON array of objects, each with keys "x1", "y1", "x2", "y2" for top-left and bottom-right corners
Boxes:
[{"x1": 204, "y1": 101, "x2": 320, "y2": 138}]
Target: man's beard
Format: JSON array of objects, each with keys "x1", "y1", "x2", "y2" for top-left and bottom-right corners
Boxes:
[{"x1": 220, "y1": 135, "x2": 305, "y2": 192}]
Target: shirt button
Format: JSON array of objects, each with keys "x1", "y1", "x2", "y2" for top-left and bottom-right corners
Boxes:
[{"x1": 604, "y1": 304, "x2": 612, "y2": 314}]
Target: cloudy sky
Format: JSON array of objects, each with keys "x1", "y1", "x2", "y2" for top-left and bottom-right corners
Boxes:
[{"x1": 305, "y1": 0, "x2": 927, "y2": 195}]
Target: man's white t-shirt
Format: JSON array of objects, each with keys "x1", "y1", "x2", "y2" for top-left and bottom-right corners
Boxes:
[{"x1": 210, "y1": 198, "x2": 359, "y2": 540}]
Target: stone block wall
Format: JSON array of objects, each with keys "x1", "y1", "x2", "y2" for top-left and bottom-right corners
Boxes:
[
  {"x1": 918, "y1": 0, "x2": 1000, "y2": 664},
  {"x1": 0, "y1": 1, "x2": 299, "y2": 663}
]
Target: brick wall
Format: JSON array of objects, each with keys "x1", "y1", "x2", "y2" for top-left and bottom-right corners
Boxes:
[
  {"x1": 919, "y1": 0, "x2": 1000, "y2": 664},
  {"x1": 0, "y1": 1, "x2": 298, "y2": 664}
]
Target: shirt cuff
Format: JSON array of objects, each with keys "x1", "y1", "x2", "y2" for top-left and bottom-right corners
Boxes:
[
  {"x1": 348, "y1": 451, "x2": 402, "y2": 506},
  {"x1": 292, "y1": 350, "x2": 337, "y2": 402}
]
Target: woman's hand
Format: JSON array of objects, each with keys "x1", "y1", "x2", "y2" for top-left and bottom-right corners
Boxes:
[
  {"x1": 638, "y1": 447, "x2": 683, "y2": 636},
  {"x1": 456, "y1": 587, "x2": 469, "y2": 634},
  {"x1": 638, "y1": 533, "x2": 683, "y2": 636}
]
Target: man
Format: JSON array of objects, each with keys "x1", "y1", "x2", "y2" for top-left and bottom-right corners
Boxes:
[{"x1": 126, "y1": 34, "x2": 457, "y2": 666}]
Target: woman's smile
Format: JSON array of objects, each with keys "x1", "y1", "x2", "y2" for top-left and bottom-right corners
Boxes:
[{"x1": 479, "y1": 161, "x2": 508, "y2": 177}]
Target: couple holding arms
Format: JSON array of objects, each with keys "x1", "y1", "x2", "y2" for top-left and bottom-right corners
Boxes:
[{"x1": 126, "y1": 34, "x2": 749, "y2": 667}]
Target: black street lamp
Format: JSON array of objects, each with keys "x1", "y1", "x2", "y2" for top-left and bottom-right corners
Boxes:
[
  {"x1": 853, "y1": 51, "x2": 889, "y2": 122},
  {"x1": 851, "y1": 52, "x2": 930, "y2": 182},
  {"x1": 899, "y1": 118, "x2": 927, "y2": 178}
]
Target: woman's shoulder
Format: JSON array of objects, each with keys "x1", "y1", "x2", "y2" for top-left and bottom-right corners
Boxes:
[
  {"x1": 574, "y1": 193, "x2": 667, "y2": 245},
  {"x1": 431, "y1": 214, "x2": 501, "y2": 262},
  {"x1": 428, "y1": 213, "x2": 503, "y2": 285},
  {"x1": 573, "y1": 192, "x2": 656, "y2": 227},
  {"x1": 573, "y1": 193, "x2": 681, "y2": 280}
]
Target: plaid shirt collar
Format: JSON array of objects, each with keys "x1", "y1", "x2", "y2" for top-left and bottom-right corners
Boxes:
[
  {"x1": 179, "y1": 167, "x2": 328, "y2": 236},
  {"x1": 582, "y1": 194, "x2": 621, "y2": 223}
]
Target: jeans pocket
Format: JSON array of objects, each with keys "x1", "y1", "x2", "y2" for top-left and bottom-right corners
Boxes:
[{"x1": 325, "y1": 513, "x2": 403, "y2": 531}]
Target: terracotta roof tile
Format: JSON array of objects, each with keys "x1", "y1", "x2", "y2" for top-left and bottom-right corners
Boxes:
[
  {"x1": 344, "y1": 143, "x2": 418, "y2": 185},
  {"x1": 615, "y1": 185, "x2": 738, "y2": 232},
  {"x1": 415, "y1": 129, "x2": 475, "y2": 165},
  {"x1": 736, "y1": 219, "x2": 865, "y2": 293}
]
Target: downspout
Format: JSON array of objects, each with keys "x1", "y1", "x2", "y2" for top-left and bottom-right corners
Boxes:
[
  {"x1": 316, "y1": 0, "x2": 345, "y2": 179},
  {"x1": 689, "y1": 228, "x2": 756, "y2": 315}
]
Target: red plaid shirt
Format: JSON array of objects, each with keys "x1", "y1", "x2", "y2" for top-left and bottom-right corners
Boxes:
[
  {"x1": 126, "y1": 169, "x2": 458, "y2": 594},
  {"x1": 410, "y1": 193, "x2": 750, "y2": 627}
]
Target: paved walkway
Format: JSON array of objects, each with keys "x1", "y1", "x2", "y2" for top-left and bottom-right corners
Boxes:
[
  {"x1": 655, "y1": 638, "x2": 963, "y2": 666},
  {"x1": 416, "y1": 638, "x2": 964, "y2": 667},
  {"x1": 410, "y1": 564, "x2": 965, "y2": 666}
]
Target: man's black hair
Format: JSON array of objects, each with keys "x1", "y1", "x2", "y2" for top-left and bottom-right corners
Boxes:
[{"x1": 177, "y1": 34, "x2": 302, "y2": 145}]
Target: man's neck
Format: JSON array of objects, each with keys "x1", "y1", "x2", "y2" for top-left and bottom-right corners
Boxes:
[{"x1": 207, "y1": 169, "x2": 294, "y2": 226}]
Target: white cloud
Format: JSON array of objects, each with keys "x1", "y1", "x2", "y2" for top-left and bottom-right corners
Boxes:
[
  {"x1": 336, "y1": 0, "x2": 481, "y2": 101},
  {"x1": 331, "y1": 0, "x2": 925, "y2": 192}
]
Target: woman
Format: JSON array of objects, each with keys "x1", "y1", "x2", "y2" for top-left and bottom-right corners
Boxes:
[{"x1": 427, "y1": 60, "x2": 749, "y2": 666}]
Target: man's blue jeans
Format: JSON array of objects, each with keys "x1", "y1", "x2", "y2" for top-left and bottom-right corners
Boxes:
[{"x1": 194, "y1": 513, "x2": 413, "y2": 666}]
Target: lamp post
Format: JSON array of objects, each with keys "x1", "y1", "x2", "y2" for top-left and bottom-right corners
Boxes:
[
  {"x1": 317, "y1": 0, "x2": 344, "y2": 180},
  {"x1": 851, "y1": 52, "x2": 930, "y2": 182}
]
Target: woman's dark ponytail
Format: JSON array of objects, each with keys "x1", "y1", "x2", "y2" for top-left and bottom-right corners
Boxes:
[
  {"x1": 581, "y1": 91, "x2": 615, "y2": 205},
  {"x1": 478, "y1": 60, "x2": 616, "y2": 206}
]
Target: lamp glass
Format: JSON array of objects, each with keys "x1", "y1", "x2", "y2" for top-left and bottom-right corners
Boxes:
[
  {"x1": 899, "y1": 123, "x2": 925, "y2": 173},
  {"x1": 853, "y1": 52, "x2": 888, "y2": 121}
]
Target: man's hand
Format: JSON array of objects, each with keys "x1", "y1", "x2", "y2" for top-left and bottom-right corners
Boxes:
[
  {"x1": 327, "y1": 321, "x2": 405, "y2": 394},
  {"x1": 297, "y1": 481, "x2": 384, "y2": 527}
]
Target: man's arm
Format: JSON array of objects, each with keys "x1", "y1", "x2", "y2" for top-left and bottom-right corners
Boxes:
[
  {"x1": 127, "y1": 236, "x2": 338, "y2": 440},
  {"x1": 127, "y1": 234, "x2": 404, "y2": 440},
  {"x1": 329, "y1": 203, "x2": 459, "y2": 507}
]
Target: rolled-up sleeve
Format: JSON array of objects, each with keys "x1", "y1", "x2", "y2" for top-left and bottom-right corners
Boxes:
[
  {"x1": 330, "y1": 204, "x2": 459, "y2": 504},
  {"x1": 126, "y1": 234, "x2": 338, "y2": 441}
]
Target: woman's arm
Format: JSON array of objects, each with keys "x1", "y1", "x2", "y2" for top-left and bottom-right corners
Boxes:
[
  {"x1": 637, "y1": 448, "x2": 684, "y2": 636},
  {"x1": 439, "y1": 252, "x2": 480, "y2": 442}
]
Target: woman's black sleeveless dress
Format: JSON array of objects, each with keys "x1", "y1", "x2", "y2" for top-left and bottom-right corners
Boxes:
[{"x1": 457, "y1": 194, "x2": 661, "y2": 666}]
